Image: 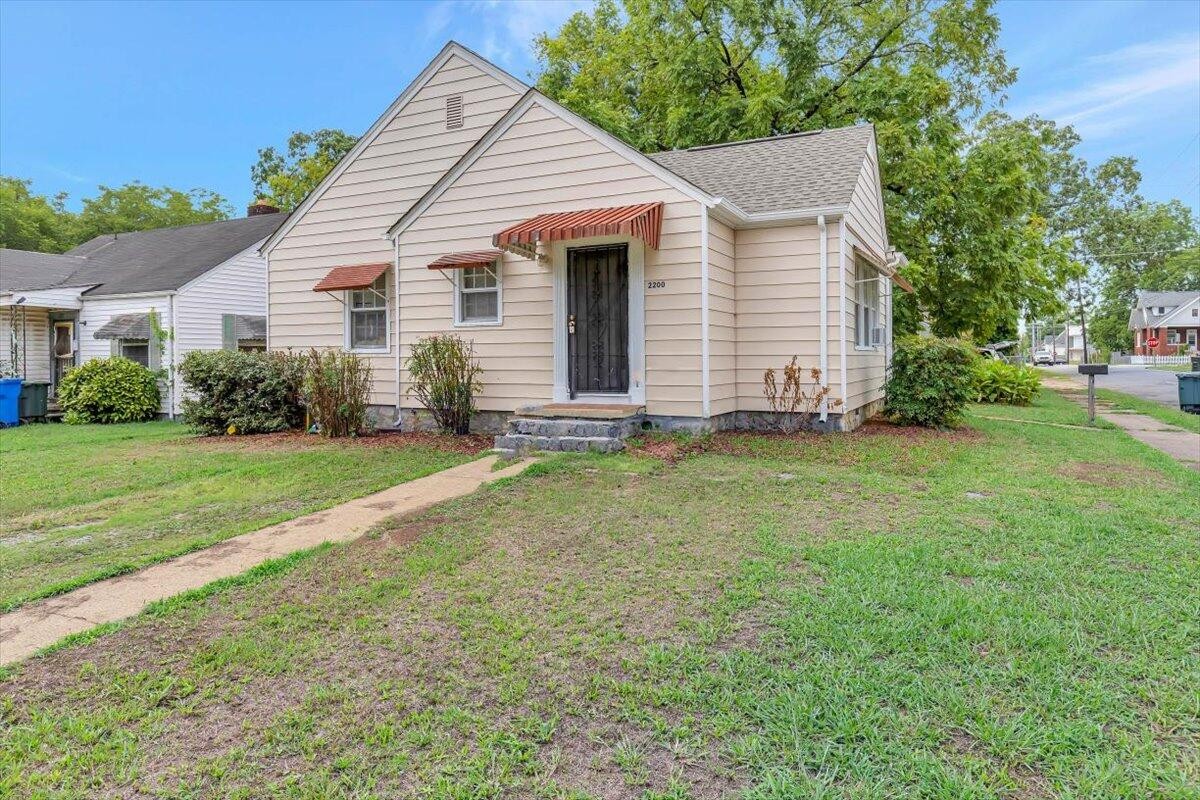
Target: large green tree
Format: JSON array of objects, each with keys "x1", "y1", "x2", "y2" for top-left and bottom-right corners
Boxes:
[
  {"x1": 534, "y1": 0, "x2": 1087, "y2": 339},
  {"x1": 73, "y1": 182, "x2": 232, "y2": 244},
  {"x1": 250, "y1": 129, "x2": 358, "y2": 211},
  {"x1": 0, "y1": 177, "x2": 74, "y2": 253}
]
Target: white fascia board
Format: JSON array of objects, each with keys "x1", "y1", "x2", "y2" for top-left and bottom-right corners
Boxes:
[
  {"x1": 80, "y1": 290, "x2": 176, "y2": 300},
  {"x1": 386, "y1": 90, "x2": 718, "y2": 241},
  {"x1": 261, "y1": 41, "x2": 528, "y2": 256}
]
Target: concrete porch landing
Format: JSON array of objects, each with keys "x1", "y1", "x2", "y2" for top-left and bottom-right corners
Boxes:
[{"x1": 519, "y1": 403, "x2": 645, "y2": 420}]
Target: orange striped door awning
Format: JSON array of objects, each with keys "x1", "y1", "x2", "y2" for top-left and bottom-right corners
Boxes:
[
  {"x1": 492, "y1": 202, "x2": 664, "y2": 259},
  {"x1": 313, "y1": 262, "x2": 390, "y2": 292},
  {"x1": 427, "y1": 250, "x2": 505, "y2": 270}
]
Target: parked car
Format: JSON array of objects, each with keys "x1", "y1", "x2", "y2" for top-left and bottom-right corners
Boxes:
[{"x1": 1033, "y1": 348, "x2": 1054, "y2": 365}]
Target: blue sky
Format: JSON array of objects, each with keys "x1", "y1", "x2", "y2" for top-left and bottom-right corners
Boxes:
[{"x1": 1, "y1": 0, "x2": 1197, "y2": 215}]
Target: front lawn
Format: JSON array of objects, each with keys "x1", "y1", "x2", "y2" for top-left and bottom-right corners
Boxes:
[
  {"x1": 1096, "y1": 387, "x2": 1200, "y2": 433},
  {"x1": 0, "y1": 422, "x2": 483, "y2": 610},
  {"x1": 3, "y1": 393, "x2": 1197, "y2": 798}
]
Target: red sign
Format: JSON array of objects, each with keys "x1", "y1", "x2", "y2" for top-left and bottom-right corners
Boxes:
[{"x1": 1147, "y1": 336, "x2": 1159, "y2": 348}]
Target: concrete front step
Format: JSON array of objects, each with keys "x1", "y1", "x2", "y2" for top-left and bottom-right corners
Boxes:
[
  {"x1": 494, "y1": 433, "x2": 625, "y2": 454},
  {"x1": 506, "y1": 416, "x2": 642, "y2": 439}
]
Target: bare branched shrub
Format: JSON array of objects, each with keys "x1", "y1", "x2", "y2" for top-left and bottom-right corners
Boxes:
[
  {"x1": 762, "y1": 356, "x2": 841, "y2": 433},
  {"x1": 304, "y1": 349, "x2": 373, "y2": 437}
]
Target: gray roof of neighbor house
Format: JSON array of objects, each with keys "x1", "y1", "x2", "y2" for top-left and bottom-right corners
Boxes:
[
  {"x1": 646, "y1": 125, "x2": 874, "y2": 214},
  {"x1": 94, "y1": 312, "x2": 266, "y2": 341},
  {"x1": 64, "y1": 214, "x2": 288, "y2": 296},
  {"x1": 1128, "y1": 290, "x2": 1200, "y2": 329},
  {"x1": 0, "y1": 249, "x2": 88, "y2": 292}
]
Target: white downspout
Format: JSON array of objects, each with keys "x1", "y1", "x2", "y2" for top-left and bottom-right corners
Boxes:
[
  {"x1": 838, "y1": 219, "x2": 848, "y2": 417},
  {"x1": 700, "y1": 208, "x2": 711, "y2": 419},
  {"x1": 264, "y1": 251, "x2": 271, "y2": 352},
  {"x1": 818, "y1": 215, "x2": 828, "y2": 422},
  {"x1": 394, "y1": 238, "x2": 402, "y2": 427}
]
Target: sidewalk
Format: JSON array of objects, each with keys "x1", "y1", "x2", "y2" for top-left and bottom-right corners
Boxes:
[
  {"x1": 1043, "y1": 377, "x2": 1199, "y2": 469},
  {"x1": 1, "y1": 455, "x2": 534, "y2": 666}
]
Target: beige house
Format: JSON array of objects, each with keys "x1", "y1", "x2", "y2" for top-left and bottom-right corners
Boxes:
[{"x1": 263, "y1": 42, "x2": 910, "y2": 446}]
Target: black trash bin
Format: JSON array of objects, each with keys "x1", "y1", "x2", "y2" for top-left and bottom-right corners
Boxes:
[{"x1": 18, "y1": 381, "x2": 50, "y2": 421}]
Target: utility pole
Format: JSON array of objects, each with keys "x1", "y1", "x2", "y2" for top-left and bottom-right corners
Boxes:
[{"x1": 1076, "y1": 278, "x2": 1090, "y2": 364}]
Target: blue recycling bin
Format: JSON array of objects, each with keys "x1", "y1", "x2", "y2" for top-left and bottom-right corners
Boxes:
[{"x1": 0, "y1": 377, "x2": 23, "y2": 427}]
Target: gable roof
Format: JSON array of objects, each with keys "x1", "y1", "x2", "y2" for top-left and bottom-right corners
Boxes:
[
  {"x1": 259, "y1": 41, "x2": 528, "y2": 256},
  {"x1": 59, "y1": 213, "x2": 287, "y2": 296},
  {"x1": 1128, "y1": 290, "x2": 1200, "y2": 329},
  {"x1": 387, "y1": 90, "x2": 717, "y2": 239},
  {"x1": 0, "y1": 249, "x2": 89, "y2": 293},
  {"x1": 647, "y1": 125, "x2": 874, "y2": 215}
]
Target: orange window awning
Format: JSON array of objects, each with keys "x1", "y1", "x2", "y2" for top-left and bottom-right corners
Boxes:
[
  {"x1": 492, "y1": 202, "x2": 664, "y2": 259},
  {"x1": 427, "y1": 250, "x2": 505, "y2": 270},
  {"x1": 313, "y1": 262, "x2": 390, "y2": 292}
]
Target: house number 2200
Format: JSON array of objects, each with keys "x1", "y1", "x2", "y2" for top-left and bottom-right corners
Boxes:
[{"x1": 647, "y1": 280, "x2": 666, "y2": 289}]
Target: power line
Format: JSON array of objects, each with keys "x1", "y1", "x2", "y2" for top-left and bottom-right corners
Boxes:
[{"x1": 1083, "y1": 245, "x2": 1196, "y2": 259}]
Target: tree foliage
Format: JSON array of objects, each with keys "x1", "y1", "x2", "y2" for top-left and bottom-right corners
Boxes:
[
  {"x1": 533, "y1": 0, "x2": 1145, "y2": 340},
  {"x1": 250, "y1": 129, "x2": 358, "y2": 211},
  {"x1": 1, "y1": 177, "x2": 232, "y2": 253},
  {"x1": 0, "y1": 177, "x2": 74, "y2": 252}
]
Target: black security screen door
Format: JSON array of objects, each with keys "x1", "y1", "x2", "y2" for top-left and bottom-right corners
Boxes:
[{"x1": 567, "y1": 245, "x2": 629, "y2": 396}]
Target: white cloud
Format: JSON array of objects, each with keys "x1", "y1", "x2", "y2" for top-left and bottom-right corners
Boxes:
[
  {"x1": 1017, "y1": 34, "x2": 1200, "y2": 139},
  {"x1": 429, "y1": 0, "x2": 592, "y2": 71}
]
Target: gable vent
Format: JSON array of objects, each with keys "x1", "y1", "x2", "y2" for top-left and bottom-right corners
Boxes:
[{"x1": 445, "y1": 95, "x2": 464, "y2": 129}]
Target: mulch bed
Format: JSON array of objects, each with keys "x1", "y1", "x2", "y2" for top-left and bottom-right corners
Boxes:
[{"x1": 185, "y1": 430, "x2": 495, "y2": 455}]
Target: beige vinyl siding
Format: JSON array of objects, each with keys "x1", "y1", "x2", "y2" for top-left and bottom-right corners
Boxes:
[
  {"x1": 267, "y1": 54, "x2": 524, "y2": 406},
  {"x1": 841, "y1": 140, "x2": 891, "y2": 412},
  {"x1": 1, "y1": 307, "x2": 51, "y2": 382},
  {"x1": 398, "y1": 101, "x2": 704, "y2": 418},
  {"x1": 708, "y1": 216, "x2": 736, "y2": 416},
  {"x1": 735, "y1": 222, "x2": 842, "y2": 411}
]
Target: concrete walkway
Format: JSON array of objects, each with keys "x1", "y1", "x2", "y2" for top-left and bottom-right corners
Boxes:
[
  {"x1": 1043, "y1": 377, "x2": 1199, "y2": 469},
  {"x1": 0, "y1": 455, "x2": 534, "y2": 666}
]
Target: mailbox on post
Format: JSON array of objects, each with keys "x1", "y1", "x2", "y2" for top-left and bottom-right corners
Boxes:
[{"x1": 1078, "y1": 363, "x2": 1108, "y2": 424}]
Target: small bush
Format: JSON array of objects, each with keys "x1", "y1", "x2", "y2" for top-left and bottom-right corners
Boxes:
[
  {"x1": 972, "y1": 359, "x2": 1040, "y2": 405},
  {"x1": 304, "y1": 349, "x2": 373, "y2": 437},
  {"x1": 58, "y1": 357, "x2": 161, "y2": 424},
  {"x1": 885, "y1": 336, "x2": 976, "y2": 427},
  {"x1": 179, "y1": 350, "x2": 305, "y2": 435},
  {"x1": 761, "y1": 356, "x2": 840, "y2": 433},
  {"x1": 407, "y1": 334, "x2": 482, "y2": 434}
]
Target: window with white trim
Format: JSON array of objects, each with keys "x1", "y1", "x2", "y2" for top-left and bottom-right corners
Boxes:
[
  {"x1": 346, "y1": 273, "x2": 388, "y2": 351},
  {"x1": 455, "y1": 264, "x2": 500, "y2": 325},
  {"x1": 853, "y1": 258, "x2": 880, "y2": 348},
  {"x1": 1166, "y1": 329, "x2": 1180, "y2": 345}
]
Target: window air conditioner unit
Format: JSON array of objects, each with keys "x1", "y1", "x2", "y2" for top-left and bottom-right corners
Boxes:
[{"x1": 870, "y1": 326, "x2": 885, "y2": 347}]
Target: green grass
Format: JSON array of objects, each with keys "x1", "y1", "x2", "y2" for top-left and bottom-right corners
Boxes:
[
  {"x1": 1096, "y1": 387, "x2": 1200, "y2": 433},
  {"x1": 1149, "y1": 364, "x2": 1191, "y2": 372},
  {"x1": 0, "y1": 422, "x2": 476, "y2": 610},
  {"x1": 2, "y1": 394, "x2": 1198, "y2": 798}
]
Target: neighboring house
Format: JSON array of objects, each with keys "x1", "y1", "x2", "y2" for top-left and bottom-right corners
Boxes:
[
  {"x1": 1050, "y1": 324, "x2": 1097, "y2": 363},
  {"x1": 263, "y1": 41, "x2": 911, "y2": 435},
  {"x1": 1128, "y1": 290, "x2": 1200, "y2": 356},
  {"x1": 1, "y1": 207, "x2": 285, "y2": 416}
]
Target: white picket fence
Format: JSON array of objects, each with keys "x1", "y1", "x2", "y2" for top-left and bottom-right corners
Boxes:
[{"x1": 1130, "y1": 354, "x2": 1192, "y2": 365}]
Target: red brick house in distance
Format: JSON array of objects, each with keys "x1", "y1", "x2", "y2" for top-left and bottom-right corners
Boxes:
[{"x1": 1129, "y1": 290, "x2": 1200, "y2": 356}]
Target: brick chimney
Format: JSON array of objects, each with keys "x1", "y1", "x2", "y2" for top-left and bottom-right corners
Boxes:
[{"x1": 247, "y1": 199, "x2": 281, "y2": 217}]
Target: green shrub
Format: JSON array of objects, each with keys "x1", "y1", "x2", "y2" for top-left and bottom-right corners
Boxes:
[
  {"x1": 972, "y1": 359, "x2": 1040, "y2": 405},
  {"x1": 179, "y1": 350, "x2": 305, "y2": 435},
  {"x1": 885, "y1": 336, "x2": 977, "y2": 427},
  {"x1": 304, "y1": 349, "x2": 373, "y2": 437},
  {"x1": 58, "y1": 357, "x2": 161, "y2": 424},
  {"x1": 406, "y1": 334, "x2": 483, "y2": 434}
]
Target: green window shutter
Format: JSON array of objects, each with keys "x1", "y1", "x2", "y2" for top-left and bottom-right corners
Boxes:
[
  {"x1": 221, "y1": 314, "x2": 236, "y2": 351},
  {"x1": 148, "y1": 331, "x2": 161, "y2": 371},
  {"x1": 110, "y1": 339, "x2": 120, "y2": 357}
]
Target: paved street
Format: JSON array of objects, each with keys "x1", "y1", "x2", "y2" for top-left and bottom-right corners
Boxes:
[{"x1": 1044, "y1": 364, "x2": 1187, "y2": 407}]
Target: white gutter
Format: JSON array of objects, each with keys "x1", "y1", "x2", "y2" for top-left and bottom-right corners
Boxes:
[
  {"x1": 400, "y1": 236, "x2": 410, "y2": 424},
  {"x1": 167, "y1": 293, "x2": 176, "y2": 420},
  {"x1": 839, "y1": 219, "x2": 848, "y2": 412},
  {"x1": 264, "y1": 251, "x2": 271, "y2": 352},
  {"x1": 818, "y1": 215, "x2": 828, "y2": 422},
  {"x1": 700, "y1": 208, "x2": 711, "y2": 419}
]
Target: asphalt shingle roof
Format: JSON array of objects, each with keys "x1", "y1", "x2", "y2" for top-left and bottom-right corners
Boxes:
[
  {"x1": 0, "y1": 249, "x2": 88, "y2": 292},
  {"x1": 1128, "y1": 290, "x2": 1200, "y2": 329},
  {"x1": 64, "y1": 214, "x2": 288, "y2": 296},
  {"x1": 646, "y1": 125, "x2": 874, "y2": 214}
]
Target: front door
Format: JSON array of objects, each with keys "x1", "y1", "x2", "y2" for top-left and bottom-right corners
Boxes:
[
  {"x1": 567, "y1": 245, "x2": 629, "y2": 397},
  {"x1": 50, "y1": 317, "x2": 77, "y2": 396}
]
